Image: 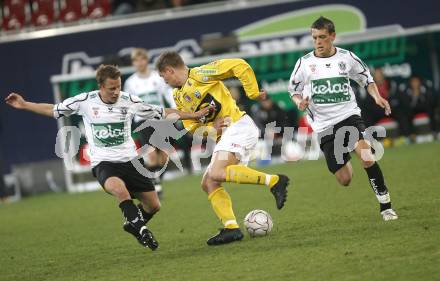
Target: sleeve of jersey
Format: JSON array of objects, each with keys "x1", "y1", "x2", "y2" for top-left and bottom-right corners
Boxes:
[
  {"x1": 135, "y1": 103, "x2": 165, "y2": 120},
  {"x1": 53, "y1": 93, "x2": 87, "y2": 119},
  {"x1": 348, "y1": 52, "x2": 374, "y2": 87},
  {"x1": 288, "y1": 58, "x2": 305, "y2": 97},
  {"x1": 197, "y1": 59, "x2": 260, "y2": 100}
]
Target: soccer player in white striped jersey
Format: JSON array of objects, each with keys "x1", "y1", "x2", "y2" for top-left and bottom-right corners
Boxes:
[
  {"x1": 124, "y1": 48, "x2": 176, "y2": 197},
  {"x1": 5, "y1": 65, "x2": 212, "y2": 250},
  {"x1": 289, "y1": 17, "x2": 398, "y2": 221}
]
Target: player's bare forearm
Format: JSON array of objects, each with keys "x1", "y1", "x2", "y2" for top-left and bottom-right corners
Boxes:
[
  {"x1": 367, "y1": 82, "x2": 391, "y2": 115},
  {"x1": 5, "y1": 93, "x2": 54, "y2": 117},
  {"x1": 367, "y1": 83, "x2": 391, "y2": 115},
  {"x1": 366, "y1": 83, "x2": 380, "y2": 100},
  {"x1": 164, "y1": 108, "x2": 192, "y2": 120},
  {"x1": 23, "y1": 102, "x2": 54, "y2": 117},
  {"x1": 164, "y1": 106, "x2": 213, "y2": 120}
]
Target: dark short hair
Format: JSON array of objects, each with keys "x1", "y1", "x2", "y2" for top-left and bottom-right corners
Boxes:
[
  {"x1": 311, "y1": 16, "x2": 335, "y2": 33},
  {"x1": 96, "y1": 64, "x2": 121, "y2": 85},
  {"x1": 155, "y1": 51, "x2": 185, "y2": 72}
]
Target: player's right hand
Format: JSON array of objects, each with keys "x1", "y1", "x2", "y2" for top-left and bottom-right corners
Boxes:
[
  {"x1": 297, "y1": 96, "x2": 310, "y2": 111},
  {"x1": 257, "y1": 89, "x2": 268, "y2": 101},
  {"x1": 5, "y1": 92, "x2": 26, "y2": 109}
]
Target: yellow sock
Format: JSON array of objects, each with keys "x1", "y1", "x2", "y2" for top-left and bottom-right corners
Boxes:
[
  {"x1": 225, "y1": 165, "x2": 279, "y2": 188},
  {"x1": 208, "y1": 187, "x2": 239, "y2": 229}
]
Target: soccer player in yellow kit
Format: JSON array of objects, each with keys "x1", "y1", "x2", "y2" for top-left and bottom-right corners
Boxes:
[{"x1": 155, "y1": 51, "x2": 290, "y2": 245}]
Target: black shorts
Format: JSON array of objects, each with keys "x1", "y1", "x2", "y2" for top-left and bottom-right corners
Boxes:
[
  {"x1": 92, "y1": 159, "x2": 155, "y2": 194},
  {"x1": 318, "y1": 115, "x2": 367, "y2": 174}
]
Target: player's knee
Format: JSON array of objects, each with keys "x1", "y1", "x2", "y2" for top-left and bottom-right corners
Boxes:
[
  {"x1": 201, "y1": 177, "x2": 209, "y2": 193},
  {"x1": 149, "y1": 203, "x2": 161, "y2": 214},
  {"x1": 201, "y1": 176, "x2": 222, "y2": 194},
  {"x1": 337, "y1": 174, "x2": 352, "y2": 186},
  {"x1": 104, "y1": 178, "x2": 130, "y2": 199},
  {"x1": 208, "y1": 169, "x2": 226, "y2": 182}
]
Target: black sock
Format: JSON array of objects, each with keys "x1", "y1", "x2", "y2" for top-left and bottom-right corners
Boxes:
[
  {"x1": 137, "y1": 203, "x2": 155, "y2": 224},
  {"x1": 365, "y1": 163, "x2": 392, "y2": 211},
  {"x1": 119, "y1": 200, "x2": 145, "y2": 231}
]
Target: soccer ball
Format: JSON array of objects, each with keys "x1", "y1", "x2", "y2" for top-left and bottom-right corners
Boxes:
[
  {"x1": 244, "y1": 209, "x2": 273, "y2": 237},
  {"x1": 282, "y1": 141, "x2": 304, "y2": 161}
]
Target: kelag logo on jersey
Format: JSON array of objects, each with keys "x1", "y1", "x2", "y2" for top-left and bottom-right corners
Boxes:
[
  {"x1": 311, "y1": 77, "x2": 350, "y2": 104},
  {"x1": 196, "y1": 93, "x2": 221, "y2": 123},
  {"x1": 92, "y1": 122, "x2": 128, "y2": 147}
]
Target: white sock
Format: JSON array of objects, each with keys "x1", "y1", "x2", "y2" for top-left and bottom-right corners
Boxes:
[{"x1": 376, "y1": 193, "x2": 391, "y2": 204}]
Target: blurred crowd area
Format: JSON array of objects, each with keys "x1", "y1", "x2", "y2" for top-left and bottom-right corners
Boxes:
[
  {"x1": 230, "y1": 69, "x2": 440, "y2": 145},
  {"x1": 0, "y1": 0, "x2": 224, "y2": 32}
]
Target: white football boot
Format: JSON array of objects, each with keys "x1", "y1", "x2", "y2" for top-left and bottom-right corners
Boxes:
[{"x1": 381, "y1": 209, "x2": 398, "y2": 221}]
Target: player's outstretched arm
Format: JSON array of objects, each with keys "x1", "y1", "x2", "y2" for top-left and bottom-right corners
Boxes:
[
  {"x1": 164, "y1": 105, "x2": 214, "y2": 120},
  {"x1": 5, "y1": 92, "x2": 54, "y2": 117},
  {"x1": 202, "y1": 59, "x2": 262, "y2": 100}
]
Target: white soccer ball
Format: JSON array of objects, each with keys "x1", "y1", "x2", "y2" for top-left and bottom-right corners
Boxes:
[
  {"x1": 282, "y1": 141, "x2": 304, "y2": 162},
  {"x1": 244, "y1": 209, "x2": 273, "y2": 237}
]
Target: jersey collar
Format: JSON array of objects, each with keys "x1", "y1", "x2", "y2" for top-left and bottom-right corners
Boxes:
[
  {"x1": 313, "y1": 47, "x2": 338, "y2": 58},
  {"x1": 98, "y1": 92, "x2": 118, "y2": 105}
]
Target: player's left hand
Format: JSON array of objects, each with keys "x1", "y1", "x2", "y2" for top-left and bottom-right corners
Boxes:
[
  {"x1": 5, "y1": 92, "x2": 26, "y2": 109},
  {"x1": 375, "y1": 96, "x2": 391, "y2": 116},
  {"x1": 194, "y1": 105, "x2": 215, "y2": 119},
  {"x1": 257, "y1": 89, "x2": 268, "y2": 101}
]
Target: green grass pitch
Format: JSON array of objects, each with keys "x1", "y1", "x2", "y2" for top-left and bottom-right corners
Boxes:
[{"x1": 1, "y1": 142, "x2": 439, "y2": 281}]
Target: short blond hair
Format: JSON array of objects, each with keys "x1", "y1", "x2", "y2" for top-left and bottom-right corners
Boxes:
[
  {"x1": 155, "y1": 51, "x2": 185, "y2": 72},
  {"x1": 131, "y1": 48, "x2": 148, "y2": 61},
  {"x1": 96, "y1": 65, "x2": 121, "y2": 85}
]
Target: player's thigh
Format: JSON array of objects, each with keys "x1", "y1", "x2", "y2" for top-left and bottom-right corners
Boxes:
[
  {"x1": 157, "y1": 148, "x2": 169, "y2": 166},
  {"x1": 93, "y1": 162, "x2": 131, "y2": 200},
  {"x1": 214, "y1": 115, "x2": 259, "y2": 165},
  {"x1": 354, "y1": 139, "x2": 375, "y2": 168},
  {"x1": 122, "y1": 162, "x2": 156, "y2": 194},
  {"x1": 146, "y1": 146, "x2": 160, "y2": 165},
  {"x1": 321, "y1": 139, "x2": 352, "y2": 174},
  {"x1": 133, "y1": 191, "x2": 161, "y2": 213}
]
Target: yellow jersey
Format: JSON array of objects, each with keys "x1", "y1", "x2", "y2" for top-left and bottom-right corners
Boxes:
[{"x1": 173, "y1": 58, "x2": 260, "y2": 135}]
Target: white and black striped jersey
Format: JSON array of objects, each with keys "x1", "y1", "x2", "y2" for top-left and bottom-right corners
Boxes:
[
  {"x1": 53, "y1": 90, "x2": 164, "y2": 167},
  {"x1": 288, "y1": 47, "x2": 374, "y2": 133}
]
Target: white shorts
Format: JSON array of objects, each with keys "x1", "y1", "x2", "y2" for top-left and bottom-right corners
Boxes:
[{"x1": 213, "y1": 114, "x2": 260, "y2": 164}]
